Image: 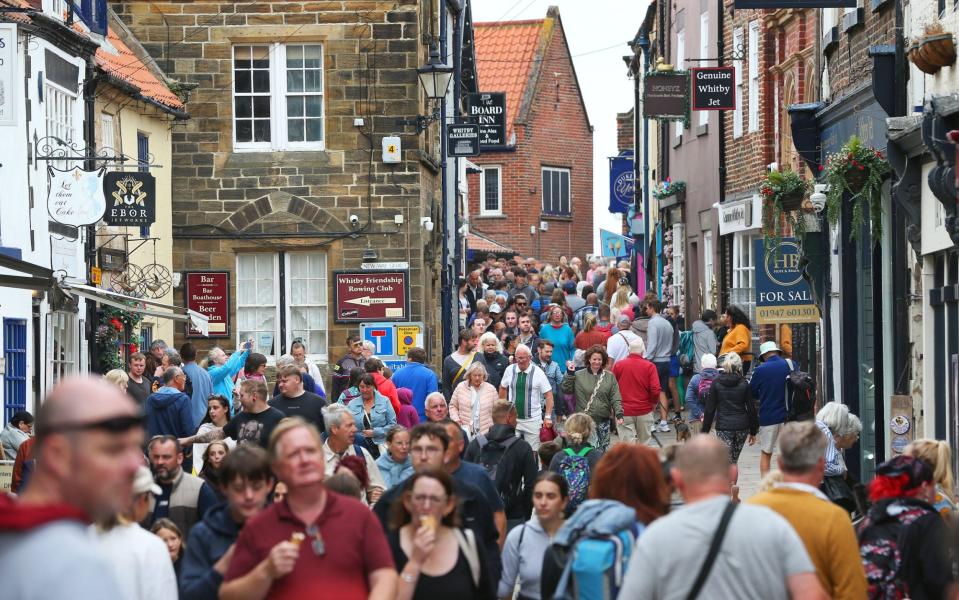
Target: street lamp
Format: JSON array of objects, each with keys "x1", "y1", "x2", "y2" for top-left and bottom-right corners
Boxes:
[{"x1": 402, "y1": 44, "x2": 454, "y2": 133}]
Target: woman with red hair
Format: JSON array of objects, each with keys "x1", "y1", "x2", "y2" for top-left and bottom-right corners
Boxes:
[
  {"x1": 857, "y1": 455, "x2": 953, "y2": 599},
  {"x1": 588, "y1": 443, "x2": 669, "y2": 526}
]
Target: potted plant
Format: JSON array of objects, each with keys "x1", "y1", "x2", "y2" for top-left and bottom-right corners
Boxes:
[
  {"x1": 821, "y1": 135, "x2": 892, "y2": 240},
  {"x1": 918, "y1": 22, "x2": 956, "y2": 69},
  {"x1": 652, "y1": 179, "x2": 686, "y2": 204},
  {"x1": 760, "y1": 169, "x2": 810, "y2": 250}
]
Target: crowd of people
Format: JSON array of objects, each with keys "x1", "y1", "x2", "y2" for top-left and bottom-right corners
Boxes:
[{"x1": 1, "y1": 253, "x2": 958, "y2": 599}]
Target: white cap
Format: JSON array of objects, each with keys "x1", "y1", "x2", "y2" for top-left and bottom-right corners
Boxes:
[
  {"x1": 132, "y1": 465, "x2": 161, "y2": 496},
  {"x1": 701, "y1": 353, "x2": 717, "y2": 370}
]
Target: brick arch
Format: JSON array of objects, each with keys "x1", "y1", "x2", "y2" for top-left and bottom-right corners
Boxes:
[{"x1": 218, "y1": 191, "x2": 347, "y2": 233}]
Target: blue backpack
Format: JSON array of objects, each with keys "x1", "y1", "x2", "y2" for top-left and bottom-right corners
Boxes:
[
  {"x1": 543, "y1": 500, "x2": 641, "y2": 600},
  {"x1": 558, "y1": 446, "x2": 592, "y2": 512}
]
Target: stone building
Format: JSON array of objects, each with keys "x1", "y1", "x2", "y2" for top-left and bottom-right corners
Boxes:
[{"x1": 114, "y1": 0, "x2": 450, "y2": 372}]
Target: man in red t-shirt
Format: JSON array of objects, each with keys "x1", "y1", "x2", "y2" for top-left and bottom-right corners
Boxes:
[
  {"x1": 221, "y1": 417, "x2": 396, "y2": 600},
  {"x1": 611, "y1": 337, "x2": 661, "y2": 445}
]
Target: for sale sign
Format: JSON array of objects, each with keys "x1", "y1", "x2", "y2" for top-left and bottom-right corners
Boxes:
[
  {"x1": 185, "y1": 271, "x2": 230, "y2": 337},
  {"x1": 691, "y1": 68, "x2": 735, "y2": 111},
  {"x1": 334, "y1": 270, "x2": 410, "y2": 322},
  {"x1": 753, "y1": 238, "x2": 820, "y2": 325}
]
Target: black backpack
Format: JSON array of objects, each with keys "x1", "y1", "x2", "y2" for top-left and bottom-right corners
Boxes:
[
  {"x1": 857, "y1": 501, "x2": 933, "y2": 599},
  {"x1": 475, "y1": 433, "x2": 520, "y2": 504},
  {"x1": 784, "y1": 359, "x2": 815, "y2": 421}
]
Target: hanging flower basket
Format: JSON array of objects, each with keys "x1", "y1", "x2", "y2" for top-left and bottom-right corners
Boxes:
[
  {"x1": 920, "y1": 33, "x2": 956, "y2": 67},
  {"x1": 822, "y1": 135, "x2": 892, "y2": 242},
  {"x1": 652, "y1": 179, "x2": 686, "y2": 201},
  {"x1": 909, "y1": 42, "x2": 940, "y2": 74},
  {"x1": 760, "y1": 169, "x2": 810, "y2": 251}
]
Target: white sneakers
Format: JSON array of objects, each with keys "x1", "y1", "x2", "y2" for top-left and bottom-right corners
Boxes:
[{"x1": 657, "y1": 420, "x2": 670, "y2": 432}]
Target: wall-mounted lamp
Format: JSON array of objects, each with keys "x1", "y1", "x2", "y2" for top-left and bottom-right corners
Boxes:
[{"x1": 400, "y1": 44, "x2": 454, "y2": 134}]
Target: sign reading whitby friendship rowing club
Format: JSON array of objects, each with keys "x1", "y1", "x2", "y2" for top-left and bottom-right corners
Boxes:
[{"x1": 333, "y1": 270, "x2": 410, "y2": 323}]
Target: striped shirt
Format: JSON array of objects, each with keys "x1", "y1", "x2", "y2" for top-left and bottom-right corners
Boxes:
[{"x1": 500, "y1": 363, "x2": 552, "y2": 420}]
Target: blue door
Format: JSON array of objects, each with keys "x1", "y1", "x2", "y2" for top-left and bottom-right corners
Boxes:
[{"x1": 3, "y1": 319, "x2": 27, "y2": 425}]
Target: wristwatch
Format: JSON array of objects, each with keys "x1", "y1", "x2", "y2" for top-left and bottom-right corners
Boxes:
[{"x1": 400, "y1": 571, "x2": 417, "y2": 583}]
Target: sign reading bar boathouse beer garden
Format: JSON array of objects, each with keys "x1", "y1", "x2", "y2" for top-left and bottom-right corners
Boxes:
[
  {"x1": 691, "y1": 68, "x2": 735, "y2": 111},
  {"x1": 643, "y1": 72, "x2": 689, "y2": 120},
  {"x1": 185, "y1": 272, "x2": 230, "y2": 337},
  {"x1": 334, "y1": 270, "x2": 410, "y2": 323},
  {"x1": 466, "y1": 92, "x2": 506, "y2": 147},
  {"x1": 753, "y1": 238, "x2": 820, "y2": 325}
]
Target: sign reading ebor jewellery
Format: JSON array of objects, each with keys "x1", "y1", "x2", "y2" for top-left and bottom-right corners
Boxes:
[
  {"x1": 467, "y1": 92, "x2": 506, "y2": 147},
  {"x1": 185, "y1": 272, "x2": 230, "y2": 337},
  {"x1": 691, "y1": 68, "x2": 735, "y2": 111},
  {"x1": 334, "y1": 270, "x2": 410, "y2": 323},
  {"x1": 103, "y1": 172, "x2": 156, "y2": 226},
  {"x1": 643, "y1": 73, "x2": 689, "y2": 119}
]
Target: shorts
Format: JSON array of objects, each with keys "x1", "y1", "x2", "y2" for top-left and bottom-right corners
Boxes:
[
  {"x1": 669, "y1": 355, "x2": 681, "y2": 377},
  {"x1": 716, "y1": 430, "x2": 749, "y2": 464},
  {"x1": 759, "y1": 424, "x2": 783, "y2": 454},
  {"x1": 654, "y1": 360, "x2": 671, "y2": 394},
  {"x1": 516, "y1": 417, "x2": 542, "y2": 451}
]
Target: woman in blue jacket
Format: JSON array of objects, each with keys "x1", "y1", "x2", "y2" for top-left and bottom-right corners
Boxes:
[{"x1": 347, "y1": 373, "x2": 397, "y2": 455}]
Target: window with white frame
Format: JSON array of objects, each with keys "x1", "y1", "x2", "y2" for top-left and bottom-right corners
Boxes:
[
  {"x1": 49, "y1": 311, "x2": 78, "y2": 386},
  {"x1": 100, "y1": 113, "x2": 114, "y2": 151},
  {"x1": 542, "y1": 167, "x2": 571, "y2": 215},
  {"x1": 232, "y1": 43, "x2": 324, "y2": 151},
  {"x1": 733, "y1": 27, "x2": 744, "y2": 139},
  {"x1": 480, "y1": 166, "x2": 502, "y2": 215},
  {"x1": 671, "y1": 223, "x2": 685, "y2": 314},
  {"x1": 699, "y1": 11, "x2": 709, "y2": 127},
  {"x1": 237, "y1": 252, "x2": 329, "y2": 360},
  {"x1": 675, "y1": 30, "x2": 685, "y2": 138},
  {"x1": 45, "y1": 82, "x2": 77, "y2": 171},
  {"x1": 730, "y1": 231, "x2": 757, "y2": 322},
  {"x1": 703, "y1": 230, "x2": 714, "y2": 309},
  {"x1": 748, "y1": 20, "x2": 760, "y2": 133}
]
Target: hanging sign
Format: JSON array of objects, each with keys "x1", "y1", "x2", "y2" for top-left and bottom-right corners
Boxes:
[
  {"x1": 0, "y1": 24, "x2": 16, "y2": 126},
  {"x1": 185, "y1": 271, "x2": 230, "y2": 337},
  {"x1": 103, "y1": 172, "x2": 156, "y2": 226},
  {"x1": 446, "y1": 123, "x2": 481, "y2": 157},
  {"x1": 600, "y1": 229, "x2": 634, "y2": 258},
  {"x1": 691, "y1": 67, "x2": 735, "y2": 111},
  {"x1": 47, "y1": 167, "x2": 106, "y2": 226},
  {"x1": 334, "y1": 270, "x2": 410, "y2": 322},
  {"x1": 608, "y1": 153, "x2": 635, "y2": 214},
  {"x1": 467, "y1": 92, "x2": 506, "y2": 147},
  {"x1": 643, "y1": 72, "x2": 689, "y2": 120},
  {"x1": 735, "y1": 0, "x2": 854, "y2": 7},
  {"x1": 753, "y1": 238, "x2": 820, "y2": 325}
]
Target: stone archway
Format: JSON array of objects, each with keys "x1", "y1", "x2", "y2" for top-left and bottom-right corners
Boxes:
[{"x1": 219, "y1": 192, "x2": 348, "y2": 234}]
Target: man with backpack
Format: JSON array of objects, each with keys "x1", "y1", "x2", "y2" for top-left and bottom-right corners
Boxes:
[
  {"x1": 441, "y1": 421, "x2": 508, "y2": 547},
  {"x1": 464, "y1": 401, "x2": 538, "y2": 529},
  {"x1": 684, "y1": 353, "x2": 720, "y2": 434},
  {"x1": 618, "y1": 435, "x2": 826, "y2": 599},
  {"x1": 750, "y1": 341, "x2": 812, "y2": 478}
]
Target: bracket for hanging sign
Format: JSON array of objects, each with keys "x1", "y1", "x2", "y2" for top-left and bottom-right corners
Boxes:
[{"x1": 33, "y1": 134, "x2": 163, "y2": 168}]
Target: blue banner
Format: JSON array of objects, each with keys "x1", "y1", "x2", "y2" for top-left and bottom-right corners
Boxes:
[
  {"x1": 608, "y1": 152, "x2": 634, "y2": 214},
  {"x1": 753, "y1": 238, "x2": 820, "y2": 325},
  {"x1": 600, "y1": 229, "x2": 634, "y2": 258}
]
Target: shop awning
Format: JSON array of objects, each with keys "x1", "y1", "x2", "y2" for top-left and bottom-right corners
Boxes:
[
  {"x1": 0, "y1": 251, "x2": 56, "y2": 292},
  {"x1": 60, "y1": 282, "x2": 210, "y2": 337}
]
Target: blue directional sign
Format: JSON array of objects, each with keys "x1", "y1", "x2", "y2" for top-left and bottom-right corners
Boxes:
[{"x1": 362, "y1": 324, "x2": 395, "y2": 357}]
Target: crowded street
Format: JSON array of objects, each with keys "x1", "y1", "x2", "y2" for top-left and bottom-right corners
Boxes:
[{"x1": 2, "y1": 0, "x2": 959, "y2": 599}]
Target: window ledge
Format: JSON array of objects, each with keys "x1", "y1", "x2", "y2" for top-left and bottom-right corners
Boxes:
[
  {"x1": 842, "y1": 8, "x2": 864, "y2": 33},
  {"x1": 696, "y1": 123, "x2": 708, "y2": 137},
  {"x1": 673, "y1": 134, "x2": 683, "y2": 149},
  {"x1": 476, "y1": 214, "x2": 507, "y2": 219},
  {"x1": 541, "y1": 213, "x2": 573, "y2": 221}
]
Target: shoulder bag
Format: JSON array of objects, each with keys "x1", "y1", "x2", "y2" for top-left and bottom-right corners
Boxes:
[{"x1": 686, "y1": 501, "x2": 738, "y2": 600}]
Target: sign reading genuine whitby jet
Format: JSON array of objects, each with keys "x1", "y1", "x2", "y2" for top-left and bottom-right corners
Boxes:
[
  {"x1": 103, "y1": 172, "x2": 156, "y2": 226},
  {"x1": 467, "y1": 92, "x2": 506, "y2": 147},
  {"x1": 753, "y1": 238, "x2": 820, "y2": 325},
  {"x1": 446, "y1": 123, "x2": 481, "y2": 157},
  {"x1": 691, "y1": 68, "x2": 735, "y2": 111},
  {"x1": 643, "y1": 72, "x2": 689, "y2": 120},
  {"x1": 333, "y1": 270, "x2": 410, "y2": 323},
  {"x1": 185, "y1": 272, "x2": 230, "y2": 337},
  {"x1": 734, "y1": 0, "x2": 854, "y2": 7}
]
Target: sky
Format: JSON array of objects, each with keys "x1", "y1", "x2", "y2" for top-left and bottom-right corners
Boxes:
[{"x1": 470, "y1": 0, "x2": 646, "y2": 255}]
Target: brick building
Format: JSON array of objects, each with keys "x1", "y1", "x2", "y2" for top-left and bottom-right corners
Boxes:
[
  {"x1": 113, "y1": 1, "x2": 452, "y2": 371},
  {"x1": 466, "y1": 7, "x2": 593, "y2": 261}
]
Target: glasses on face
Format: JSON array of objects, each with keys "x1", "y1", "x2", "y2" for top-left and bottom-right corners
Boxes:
[
  {"x1": 305, "y1": 524, "x2": 325, "y2": 556},
  {"x1": 410, "y1": 445, "x2": 443, "y2": 456},
  {"x1": 42, "y1": 414, "x2": 145, "y2": 436},
  {"x1": 411, "y1": 493, "x2": 447, "y2": 506}
]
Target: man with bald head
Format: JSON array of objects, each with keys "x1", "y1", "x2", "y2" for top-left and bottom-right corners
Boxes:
[
  {"x1": 0, "y1": 376, "x2": 144, "y2": 598},
  {"x1": 618, "y1": 436, "x2": 826, "y2": 599}
]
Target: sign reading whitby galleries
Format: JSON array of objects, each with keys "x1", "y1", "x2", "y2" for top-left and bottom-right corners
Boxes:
[
  {"x1": 185, "y1": 272, "x2": 230, "y2": 337},
  {"x1": 333, "y1": 270, "x2": 410, "y2": 323},
  {"x1": 103, "y1": 172, "x2": 156, "y2": 226},
  {"x1": 753, "y1": 238, "x2": 820, "y2": 325}
]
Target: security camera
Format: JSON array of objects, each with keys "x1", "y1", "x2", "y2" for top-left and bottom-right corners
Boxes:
[{"x1": 349, "y1": 214, "x2": 360, "y2": 227}]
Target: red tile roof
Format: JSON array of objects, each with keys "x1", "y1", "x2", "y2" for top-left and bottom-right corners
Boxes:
[
  {"x1": 474, "y1": 19, "x2": 544, "y2": 141},
  {"x1": 96, "y1": 26, "x2": 184, "y2": 110},
  {"x1": 467, "y1": 231, "x2": 514, "y2": 254},
  {"x1": 0, "y1": 0, "x2": 33, "y2": 23}
]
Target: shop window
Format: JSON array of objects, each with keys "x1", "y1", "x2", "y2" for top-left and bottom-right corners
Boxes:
[
  {"x1": 703, "y1": 230, "x2": 714, "y2": 310},
  {"x1": 730, "y1": 231, "x2": 757, "y2": 323}
]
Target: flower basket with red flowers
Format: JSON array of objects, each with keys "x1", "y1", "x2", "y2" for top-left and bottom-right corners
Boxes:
[
  {"x1": 760, "y1": 169, "x2": 809, "y2": 252},
  {"x1": 822, "y1": 136, "x2": 892, "y2": 241}
]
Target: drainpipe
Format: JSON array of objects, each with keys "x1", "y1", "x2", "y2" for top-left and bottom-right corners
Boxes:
[
  {"x1": 83, "y1": 59, "x2": 98, "y2": 372},
  {"x1": 638, "y1": 29, "x2": 651, "y2": 296}
]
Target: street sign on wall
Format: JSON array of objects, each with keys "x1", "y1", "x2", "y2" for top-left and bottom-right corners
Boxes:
[
  {"x1": 185, "y1": 271, "x2": 230, "y2": 337},
  {"x1": 467, "y1": 92, "x2": 506, "y2": 147},
  {"x1": 753, "y1": 238, "x2": 820, "y2": 325},
  {"x1": 691, "y1": 67, "x2": 735, "y2": 111},
  {"x1": 360, "y1": 322, "x2": 425, "y2": 360},
  {"x1": 103, "y1": 172, "x2": 156, "y2": 226},
  {"x1": 446, "y1": 123, "x2": 481, "y2": 157},
  {"x1": 334, "y1": 270, "x2": 410, "y2": 322},
  {"x1": 735, "y1": 0, "x2": 854, "y2": 7},
  {"x1": 643, "y1": 72, "x2": 689, "y2": 120}
]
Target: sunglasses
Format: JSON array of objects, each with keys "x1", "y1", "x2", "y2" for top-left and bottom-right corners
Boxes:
[
  {"x1": 42, "y1": 414, "x2": 145, "y2": 435},
  {"x1": 305, "y1": 524, "x2": 325, "y2": 556}
]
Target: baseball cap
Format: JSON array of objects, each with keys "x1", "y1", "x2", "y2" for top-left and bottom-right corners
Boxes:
[
  {"x1": 759, "y1": 341, "x2": 782, "y2": 356},
  {"x1": 133, "y1": 465, "x2": 162, "y2": 496}
]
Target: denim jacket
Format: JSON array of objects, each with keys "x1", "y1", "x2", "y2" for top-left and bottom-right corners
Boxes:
[{"x1": 347, "y1": 392, "x2": 397, "y2": 446}]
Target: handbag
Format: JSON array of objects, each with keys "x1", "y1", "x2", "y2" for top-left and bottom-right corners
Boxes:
[
  {"x1": 539, "y1": 421, "x2": 558, "y2": 442},
  {"x1": 359, "y1": 412, "x2": 380, "y2": 459},
  {"x1": 820, "y1": 474, "x2": 859, "y2": 515}
]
